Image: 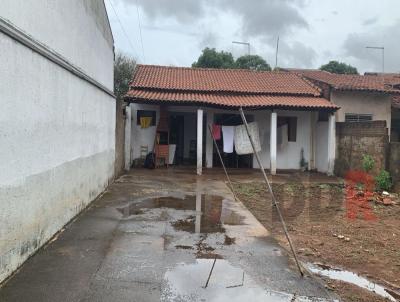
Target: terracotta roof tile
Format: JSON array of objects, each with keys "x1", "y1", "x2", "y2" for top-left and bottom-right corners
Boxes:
[
  {"x1": 126, "y1": 65, "x2": 338, "y2": 110},
  {"x1": 393, "y1": 95, "x2": 400, "y2": 109},
  {"x1": 292, "y1": 69, "x2": 400, "y2": 94},
  {"x1": 130, "y1": 64, "x2": 321, "y2": 96},
  {"x1": 127, "y1": 89, "x2": 338, "y2": 110}
]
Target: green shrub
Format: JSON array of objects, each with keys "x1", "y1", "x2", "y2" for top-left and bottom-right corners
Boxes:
[
  {"x1": 362, "y1": 155, "x2": 375, "y2": 173},
  {"x1": 375, "y1": 170, "x2": 392, "y2": 191}
]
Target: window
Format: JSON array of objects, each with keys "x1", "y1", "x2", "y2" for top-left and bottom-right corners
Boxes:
[
  {"x1": 345, "y1": 113, "x2": 373, "y2": 123},
  {"x1": 137, "y1": 110, "x2": 156, "y2": 126},
  {"x1": 277, "y1": 116, "x2": 297, "y2": 142}
]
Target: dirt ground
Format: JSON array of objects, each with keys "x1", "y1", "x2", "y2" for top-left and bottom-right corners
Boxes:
[{"x1": 234, "y1": 178, "x2": 400, "y2": 302}]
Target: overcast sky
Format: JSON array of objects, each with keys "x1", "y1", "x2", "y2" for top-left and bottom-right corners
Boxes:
[{"x1": 105, "y1": 0, "x2": 400, "y2": 73}]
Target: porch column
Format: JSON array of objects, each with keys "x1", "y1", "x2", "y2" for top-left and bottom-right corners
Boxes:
[
  {"x1": 206, "y1": 110, "x2": 214, "y2": 168},
  {"x1": 327, "y1": 113, "x2": 336, "y2": 175},
  {"x1": 124, "y1": 104, "x2": 132, "y2": 171},
  {"x1": 270, "y1": 111, "x2": 277, "y2": 175},
  {"x1": 197, "y1": 109, "x2": 203, "y2": 175}
]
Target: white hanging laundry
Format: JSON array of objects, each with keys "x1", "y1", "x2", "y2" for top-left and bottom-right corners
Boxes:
[
  {"x1": 222, "y1": 126, "x2": 234, "y2": 153},
  {"x1": 234, "y1": 122, "x2": 261, "y2": 155}
]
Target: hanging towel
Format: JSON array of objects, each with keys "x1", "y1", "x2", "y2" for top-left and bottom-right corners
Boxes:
[
  {"x1": 212, "y1": 124, "x2": 222, "y2": 140},
  {"x1": 234, "y1": 122, "x2": 261, "y2": 155},
  {"x1": 140, "y1": 117, "x2": 152, "y2": 128},
  {"x1": 222, "y1": 126, "x2": 234, "y2": 153}
]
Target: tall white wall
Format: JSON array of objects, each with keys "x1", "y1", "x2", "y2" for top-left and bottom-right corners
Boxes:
[
  {"x1": 1, "y1": 0, "x2": 114, "y2": 90},
  {"x1": 0, "y1": 0, "x2": 115, "y2": 283}
]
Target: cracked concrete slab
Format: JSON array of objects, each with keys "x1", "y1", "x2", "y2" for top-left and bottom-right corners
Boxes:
[{"x1": 0, "y1": 169, "x2": 338, "y2": 301}]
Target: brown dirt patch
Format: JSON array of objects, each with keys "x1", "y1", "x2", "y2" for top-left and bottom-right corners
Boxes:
[
  {"x1": 224, "y1": 235, "x2": 236, "y2": 246},
  {"x1": 235, "y1": 181, "x2": 400, "y2": 302}
]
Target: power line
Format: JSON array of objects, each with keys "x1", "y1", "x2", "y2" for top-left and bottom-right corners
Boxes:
[
  {"x1": 107, "y1": 0, "x2": 140, "y2": 60},
  {"x1": 135, "y1": 0, "x2": 146, "y2": 63}
]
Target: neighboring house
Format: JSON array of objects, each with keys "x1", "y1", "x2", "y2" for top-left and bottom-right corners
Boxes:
[
  {"x1": 365, "y1": 73, "x2": 400, "y2": 142},
  {"x1": 0, "y1": 1, "x2": 115, "y2": 283},
  {"x1": 392, "y1": 95, "x2": 400, "y2": 141},
  {"x1": 124, "y1": 65, "x2": 339, "y2": 176},
  {"x1": 285, "y1": 69, "x2": 400, "y2": 141}
]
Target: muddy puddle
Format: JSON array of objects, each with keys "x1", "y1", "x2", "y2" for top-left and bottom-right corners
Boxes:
[
  {"x1": 162, "y1": 259, "x2": 334, "y2": 302},
  {"x1": 117, "y1": 194, "x2": 245, "y2": 234},
  {"x1": 306, "y1": 263, "x2": 398, "y2": 301}
]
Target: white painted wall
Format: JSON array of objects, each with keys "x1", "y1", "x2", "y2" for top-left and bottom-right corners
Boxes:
[
  {"x1": 0, "y1": 1, "x2": 115, "y2": 283},
  {"x1": 1, "y1": 0, "x2": 114, "y2": 90},
  {"x1": 131, "y1": 103, "x2": 160, "y2": 160},
  {"x1": 253, "y1": 110, "x2": 314, "y2": 170}
]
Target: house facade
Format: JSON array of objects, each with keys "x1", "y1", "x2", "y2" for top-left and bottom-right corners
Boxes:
[
  {"x1": 289, "y1": 70, "x2": 399, "y2": 141},
  {"x1": 0, "y1": 1, "x2": 116, "y2": 283},
  {"x1": 125, "y1": 65, "x2": 339, "y2": 176}
]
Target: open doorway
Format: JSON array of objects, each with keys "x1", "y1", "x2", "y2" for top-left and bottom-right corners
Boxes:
[
  {"x1": 169, "y1": 112, "x2": 206, "y2": 166},
  {"x1": 213, "y1": 113, "x2": 254, "y2": 168}
]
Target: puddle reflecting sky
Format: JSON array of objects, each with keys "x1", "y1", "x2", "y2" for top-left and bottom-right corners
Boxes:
[
  {"x1": 162, "y1": 259, "x2": 333, "y2": 302},
  {"x1": 306, "y1": 263, "x2": 397, "y2": 302},
  {"x1": 117, "y1": 195, "x2": 245, "y2": 234}
]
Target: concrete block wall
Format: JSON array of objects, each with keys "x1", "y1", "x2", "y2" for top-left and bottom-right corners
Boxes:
[{"x1": 335, "y1": 121, "x2": 388, "y2": 176}]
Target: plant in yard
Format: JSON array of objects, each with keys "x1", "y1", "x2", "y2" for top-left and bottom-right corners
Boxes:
[
  {"x1": 375, "y1": 170, "x2": 392, "y2": 192},
  {"x1": 300, "y1": 148, "x2": 308, "y2": 171},
  {"x1": 362, "y1": 154, "x2": 375, "y2": 173}
]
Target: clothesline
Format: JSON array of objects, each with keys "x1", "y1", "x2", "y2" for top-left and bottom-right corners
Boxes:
[{"x1": 212, "y1": 122, "x2": 261, "y2": 155}]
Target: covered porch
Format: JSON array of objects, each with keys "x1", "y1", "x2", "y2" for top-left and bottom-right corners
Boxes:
[{"x1": 125, "y1": 103, "x2": 337, "y2": 176}]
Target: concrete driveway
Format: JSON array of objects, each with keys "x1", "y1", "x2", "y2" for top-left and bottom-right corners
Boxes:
[{"x1": 0, "y1": 169, "x2": 338, "y2": 301}]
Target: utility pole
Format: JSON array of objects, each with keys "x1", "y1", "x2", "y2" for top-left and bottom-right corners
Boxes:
[
  {"x1": 232, "y1": 41, "x2": 250, "y2": 56},
  {"x1": 366, "y1": 46, "x2": 385, "y2": 73},
  {"x1": 275, "y1": 36, "x2": 280, "y2": 70}
]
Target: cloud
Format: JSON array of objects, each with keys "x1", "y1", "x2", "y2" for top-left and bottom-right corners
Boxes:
[
  {"x1": 128, "y1": 0, "x2": 307, "y2": 40},
  {"x1": 198, "y1": 32, "x2": 218, "y2": 49},
  {"x1": 344, "y1": 20, "x2": 400, "y2": 72},
  {"x1": 277, "y1": 40, "x2": 317, "y2": 68},
  {"x1": 217, "y1": 0, "x2": 308, "y2": 39},
  {"x1": 363, "y1": 17, "x2": 378, "y2": 26},
  {"x1": 127, "y1": 0, "x2": 205, "y2": 23}
]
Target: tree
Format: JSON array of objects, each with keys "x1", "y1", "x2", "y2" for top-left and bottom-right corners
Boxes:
[
  {"x1": 235, "y1": 55, "x2": 271, "y2": 71},
  {"x1": 320, "y1": 60, "x2": 358, "y2": 75},
  {"x1": 192, "y1": 47, "x2": 235, "y2": 69},
  {"x1": 114, "y1": 52, "x2": 136, "y2": 101}
]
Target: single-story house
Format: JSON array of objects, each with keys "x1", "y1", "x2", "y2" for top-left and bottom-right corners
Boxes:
[
  {"x1": 124, "y1": 65, "x2": 339, "y2": 176},
  {"x1": 392, "y1": 95, "x2": 400, "y2": 141},
  {"x1": 284, "y1": 69, "x2": 400, "y2": 141}
]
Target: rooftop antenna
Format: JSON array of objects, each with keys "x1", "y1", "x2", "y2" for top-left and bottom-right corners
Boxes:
[
  {"x1": 275, "y1": 36, "x2": 280, "y2": 70},
  {"x1": 232, "y1": 41, "x2": 250, "y2": 56},
  {"x1": 366, "y1": 46, "x2": 384, "y2": 73}
]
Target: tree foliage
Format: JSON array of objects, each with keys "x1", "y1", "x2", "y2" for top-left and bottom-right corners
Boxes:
[
  {"x1": 114, "y1": 52, "x2": 136, "y2": 101},
  {"x1": 192, "y1": 48, "x2": 235, "y2": 69},
  {"x1": 320, "y1": 60, "x2": 358, "y2": 75},
  {"x1": 235, "y1": 55, "x2": 271, "y2": 71},
  {"x1": 192, "y1": 48, "x2": 271, "y2": 71}
]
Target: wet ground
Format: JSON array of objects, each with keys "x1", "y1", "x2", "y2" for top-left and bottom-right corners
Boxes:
[
  {"x1": 0, "y1": 168, "x2": 338, "y2": 301},
  {"x1": 234, "y1": 179, "x2": 400, "y2": 302}
]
